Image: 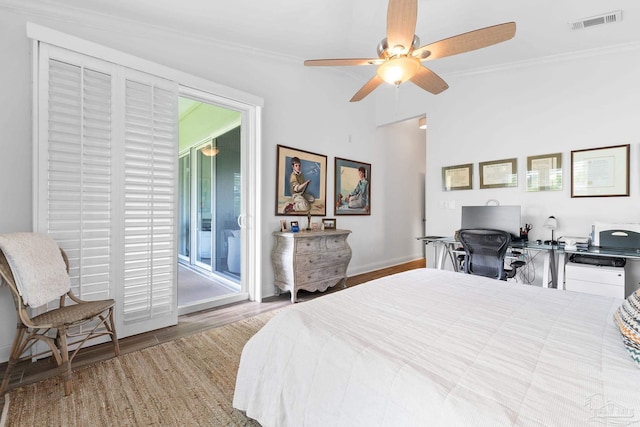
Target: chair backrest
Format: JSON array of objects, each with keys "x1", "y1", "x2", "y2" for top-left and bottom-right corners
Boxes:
[
  {"x1": 0, "y1": 246, "x2": 71, "y2": 327},
  {"x1": 458, "y1": 228, "x2": 511, "y2": 280}
]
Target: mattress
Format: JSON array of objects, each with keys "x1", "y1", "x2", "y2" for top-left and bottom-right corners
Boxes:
[{"x1": 234, "y1": 268, "x2": 640, "y2": 426}]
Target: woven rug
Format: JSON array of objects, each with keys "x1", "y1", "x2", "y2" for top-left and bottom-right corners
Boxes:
[{"x1": 2, "y1": 310, "x2": 283, "y2": 427}]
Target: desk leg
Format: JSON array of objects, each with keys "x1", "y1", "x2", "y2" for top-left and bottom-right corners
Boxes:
[
  {"x1": 541, "y1": 249, "x2": 558, "y2": 289},
  {"x1": 557, "y1": 252, "x2": 566, "y2": 290},
  {"x1": 550, "y1": 249, "x2": 557, "y2": 289},
  {"x1": 435, "y1": 242, "x2": 447, "y2": 270},
  {"x1": 542, "y1": 252, "x2": 550, "y2": 288}
]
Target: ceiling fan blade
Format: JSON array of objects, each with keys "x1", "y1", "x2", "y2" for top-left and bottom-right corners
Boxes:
[
  {"x1": 413, "y1": 22, "x2": 516, "y2": 61},
  {"x1": 350, "y1": 75, "x2": 384, "y2": 102},
  {"x1": 304, "y1": 58, "x2": 383, "y2": 67},
  {"x1": 386, "y1": 0, "x2": 417, "y2": 54},
  {"x1": 410, "y1": 66, "x2": 449, "y2": 94}
]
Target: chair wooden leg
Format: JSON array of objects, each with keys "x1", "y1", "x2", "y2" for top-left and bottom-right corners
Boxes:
[
  {"x1": 0, "y1": 326, "x2": 26, "y2": 394},
  {"x1": 58, "y1": 329, "x2": 73, "y2": 396},
  {"x1": 108, "y1": 308, "x2": 120, "y2": 357}
]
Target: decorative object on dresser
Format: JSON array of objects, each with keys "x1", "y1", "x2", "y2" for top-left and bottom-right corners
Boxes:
[
  {"x1": 271, "y1": 229, "x2": 352, "y2": 303},
  {"x1": 276, "y1": 145, "x2": 327, "y2": 216}
]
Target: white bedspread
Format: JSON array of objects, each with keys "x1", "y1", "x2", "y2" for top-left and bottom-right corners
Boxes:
[{"x1": 234, "y1": 268, "x2": 640, "y2": 426}]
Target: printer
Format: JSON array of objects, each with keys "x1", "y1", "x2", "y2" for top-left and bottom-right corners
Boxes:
[{"x1": 591, "y1": 222, "x2": 640, "y2": 250}]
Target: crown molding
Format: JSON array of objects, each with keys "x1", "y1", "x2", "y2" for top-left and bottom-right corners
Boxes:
[{"x1": 443, "y1": 40, "x2": 640, "y2": 79}]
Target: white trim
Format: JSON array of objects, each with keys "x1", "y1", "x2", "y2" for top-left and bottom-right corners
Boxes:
[{"x1": 26, "y1": 22, "x2": 264, "y2": 108}]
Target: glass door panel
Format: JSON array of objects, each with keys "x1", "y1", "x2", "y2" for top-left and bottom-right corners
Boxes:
[
  {"x1": 213, "y1": 126, "x2": 241, "y2": 283},
  {"x1": 178, "y1": 154, "x2": 190, "y2": 261},
  {"x1": 196, "y1": 144, "x2": 213, "y2": 269}
]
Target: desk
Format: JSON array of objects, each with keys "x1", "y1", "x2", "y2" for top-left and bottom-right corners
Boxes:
[
  {"x1": 417, "y1": 236, "x2": 558, "y2": 288},
  {"x1": 557, "y1": 246, "x2": 640, "y2": 291}
]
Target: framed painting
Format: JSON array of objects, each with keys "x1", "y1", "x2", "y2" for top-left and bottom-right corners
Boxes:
[
  {"x1": 479, "y1": 158, "x2": 518, "y2": 189},
  {"x1": 276, "y1": 145, "x2": 327, "y2": 216},
  {"x1": 571, "y1": 144, "x2": 629, "y2": 197},
  {"x1": 335, "y1": 157, "x2": 371, "y2": 215}
]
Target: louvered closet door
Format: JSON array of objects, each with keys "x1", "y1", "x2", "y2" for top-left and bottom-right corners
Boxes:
[
  {"x1": 36, "y1": 44, "x2": 179, "y2": 339},
  {"x1": 37, "y1": 48, "x2": 115, "y2": 307},
  {"x1": 121, "y1": 70, "x2": 178, "y2": 336}
]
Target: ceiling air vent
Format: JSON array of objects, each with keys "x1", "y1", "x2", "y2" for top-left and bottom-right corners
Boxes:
[{"x1": 569, "y1": 10, "x2": 622, "y2": 30}]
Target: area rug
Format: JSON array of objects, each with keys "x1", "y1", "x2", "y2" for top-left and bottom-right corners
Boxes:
[{"x1": 2, "y1": 309, "x2": 283, "y2": 426}]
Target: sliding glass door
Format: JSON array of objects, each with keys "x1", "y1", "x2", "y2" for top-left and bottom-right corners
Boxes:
[{"x1": 177, "y1": 96, "x2": 243, "y2": 311}]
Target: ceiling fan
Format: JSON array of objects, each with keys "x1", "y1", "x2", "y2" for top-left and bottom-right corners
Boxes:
[{"x1": 304, "y1": 0, "x2": 516, "y2": 102}]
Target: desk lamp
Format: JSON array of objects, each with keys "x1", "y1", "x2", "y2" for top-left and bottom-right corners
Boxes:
[{"x1": 543, "y1": 216, "x2": 558, "y2": 245}]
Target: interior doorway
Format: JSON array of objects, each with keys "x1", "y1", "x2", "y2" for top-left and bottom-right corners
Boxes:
[{"x1": 177, "y1": 96, "x2": 244, "y2": 314}]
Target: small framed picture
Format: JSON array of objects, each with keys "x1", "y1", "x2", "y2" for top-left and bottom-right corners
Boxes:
[
  {"x1": 311, "y1": 222, "x2": 319, "y2": 231},
  {"x1": 279, "y1": 220, "x2": 288, "y2": 232},
  {"x1": 442, "y1": 163, "x2": 473, "y2": 191},
  {"x1": 480, "y1": 158, "x2": 518, "y2": 189},
  {"x1": 322, "y1": 218, "x2": 336, "y2": 230},
  {"x1": 290, "y1": 220, "x2": 300, "y2": 232}
]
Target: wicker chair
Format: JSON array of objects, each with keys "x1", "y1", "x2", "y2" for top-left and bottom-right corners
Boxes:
[{"x1": 0, "y1": 246, "x2": 120, "y2": 396}]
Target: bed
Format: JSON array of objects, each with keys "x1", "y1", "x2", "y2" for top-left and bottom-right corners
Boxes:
[{"x1": 233, "y1": 268, "x2": 640, "y2": 426}]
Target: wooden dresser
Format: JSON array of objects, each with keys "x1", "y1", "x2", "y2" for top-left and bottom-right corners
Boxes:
[{"x1": 271, "y1": 229, "x2": 352, "y2": 302}]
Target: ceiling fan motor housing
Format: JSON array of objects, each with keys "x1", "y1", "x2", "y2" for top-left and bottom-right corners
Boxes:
[{"x1": 377, "y1": 35, "x2": 421, "y2": 58}]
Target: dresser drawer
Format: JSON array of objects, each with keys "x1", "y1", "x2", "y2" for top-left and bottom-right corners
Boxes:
[
  {"x1": 296, "y1": 264, "x2": 348, "y2": 286},
  {"x1": 295, "y1": 249, "x2": 351, "y2": 269},
  {"x1": 295, "y1": 237, "x2": 326, "y2": 254}
]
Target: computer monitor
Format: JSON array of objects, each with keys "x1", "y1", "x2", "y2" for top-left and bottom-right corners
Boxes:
[{"x1": 460, "y1": 205, "x2": 522, "y2": 239}]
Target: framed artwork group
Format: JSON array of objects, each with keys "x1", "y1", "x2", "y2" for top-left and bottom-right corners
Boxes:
[
  {"x1": 276, "y1": 145, "x2": 371, "y2": 219},
  {"x1": 440, "y1": 144, "x2": 630, "y2": 198}
]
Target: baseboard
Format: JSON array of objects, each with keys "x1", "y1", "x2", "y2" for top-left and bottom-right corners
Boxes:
[{"x1": 346, "y1": 255, "x2": 425, "y2": 276}]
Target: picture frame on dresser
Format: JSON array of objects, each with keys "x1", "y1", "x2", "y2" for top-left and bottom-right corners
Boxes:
[
  {"x1": 276, "y1": 145, "x2": 327, "y2": 216},
  {"x1": 335, "y1": 157, "x2": 371, "y2": 215},
  {"x1": 322, "y1": 218, "x2": 336, "y2": 230}
]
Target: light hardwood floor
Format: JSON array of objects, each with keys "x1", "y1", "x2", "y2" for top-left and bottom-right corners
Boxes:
[{"x1": 0, "y1": 259, "x2": 425, "y2": 393}]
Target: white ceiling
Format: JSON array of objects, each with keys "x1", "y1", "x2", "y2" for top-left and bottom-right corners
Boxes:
[{"x1": 8, "y1": 0, "x2": 640, "y2": 75}]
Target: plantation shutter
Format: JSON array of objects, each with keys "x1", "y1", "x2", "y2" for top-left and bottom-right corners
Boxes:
[
  {"x1": 36, "y1": 44, "x2": 178, "y2": 338},
  {"x1": 121, "y1": 71, "x2": 178, "y2": 335},
  {"x1": 37, "y1": 49, "x2": 115, "y2": 306}
]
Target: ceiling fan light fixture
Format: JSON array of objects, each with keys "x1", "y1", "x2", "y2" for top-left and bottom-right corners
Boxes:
[{"x1": 376, "y1": 56, "x2": 420, "y2": 86}]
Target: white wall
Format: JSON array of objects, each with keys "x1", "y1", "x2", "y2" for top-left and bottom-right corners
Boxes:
[
  {"x1": 375, "y1": 45, "x2": 640, "y2": 291},
  {"x1": 0, "y1": 6, "x2": 426, "y2": 360}
]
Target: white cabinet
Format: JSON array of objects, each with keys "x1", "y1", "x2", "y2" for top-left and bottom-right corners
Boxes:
[
  {"x1": 565, "y1": 263, "x2": 625, "y2": 299},
  {"x1": 271, "y1": 229, "x2": 352, "y2": 303}
]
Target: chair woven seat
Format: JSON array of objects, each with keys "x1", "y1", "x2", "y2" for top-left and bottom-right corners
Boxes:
[{"x1": 31, "y1": 299, "x2": 115, "y2": 327}]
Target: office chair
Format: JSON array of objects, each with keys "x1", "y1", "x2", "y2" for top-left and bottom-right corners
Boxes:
[{"x1": 458, "y1": 228, "x2": 524, "y2": 281}]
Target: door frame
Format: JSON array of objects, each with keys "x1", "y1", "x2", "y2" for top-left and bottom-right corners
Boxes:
[{"x1": 179, "y1": 86, "x2": 262, "y2": 305}]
